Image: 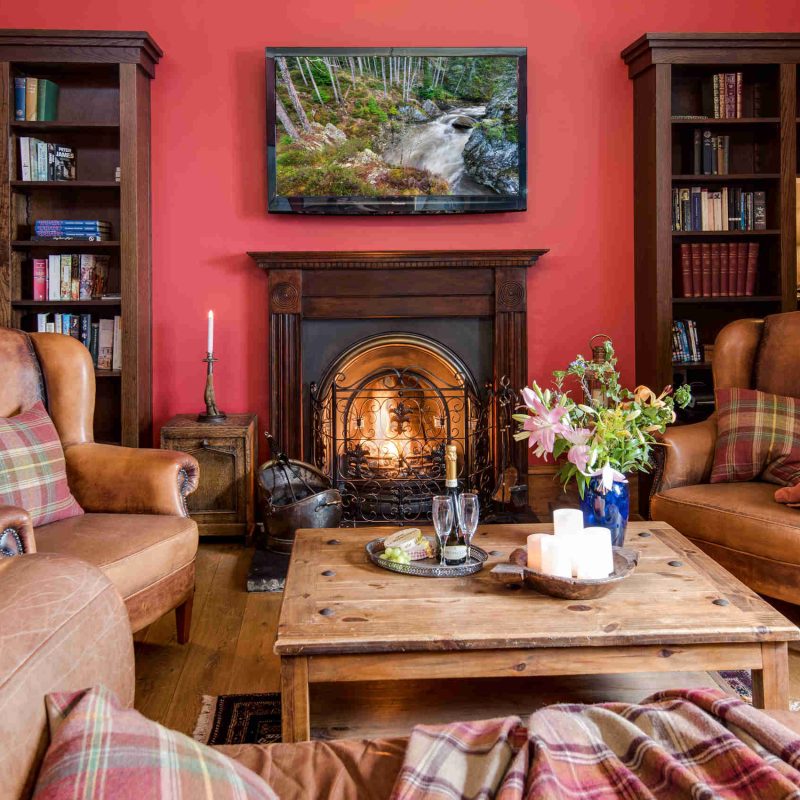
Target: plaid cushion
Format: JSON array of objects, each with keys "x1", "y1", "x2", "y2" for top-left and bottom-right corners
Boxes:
[
  {"x1": 34, "y1": 686, "x2": 278, "y2": 799},
  {"x1": 0, "y1": 401, "x2": 82, "y2": 526},
  {"x1": 711, "y1": 387, "x2": 800, "y2": 486}
]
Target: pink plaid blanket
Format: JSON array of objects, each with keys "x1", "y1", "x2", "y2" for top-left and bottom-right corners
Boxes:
[{"x1": 390, "y1": 689, "x2": 800, "y2": 799}]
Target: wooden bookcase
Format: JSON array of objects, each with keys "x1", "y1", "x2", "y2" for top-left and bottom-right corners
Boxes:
[
  {"x1": 621, "y1": 34, "x2": 800, "y2": 422},
  {"x1": 0, "y1": 30, "x2": 162, "y2": 446}
]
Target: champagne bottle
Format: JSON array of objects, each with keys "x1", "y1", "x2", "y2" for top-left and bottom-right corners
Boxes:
[{"x1": 442, "y1": 444, "x2": 467, "y2": 566}]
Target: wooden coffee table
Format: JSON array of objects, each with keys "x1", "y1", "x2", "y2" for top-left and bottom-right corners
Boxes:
[{"x1": 275, "y1": 522, "x2": 800, "y2": 742}]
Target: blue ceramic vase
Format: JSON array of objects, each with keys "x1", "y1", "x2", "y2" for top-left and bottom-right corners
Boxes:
[{"x1": 579, "y1": 476, "x2": 630, "y2": 548}]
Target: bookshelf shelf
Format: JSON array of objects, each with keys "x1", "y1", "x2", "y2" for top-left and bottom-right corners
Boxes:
[
  {"x1": 671, "y1": 117, "x2": 780, "y2": 125},
  {"x1": 671, "y1": 230, "x2": 781, "y2": 237},
  {"x1": 672, "y1": 361, "x2": 713, "y2": 369},
  {"x1": 0, "y1": 30, "x2": 162, "y2": 447},
  {"x1": 10, "y1": 180, "x2": 120, "y2": 190},
  {"x1": 672, "y1": 295, "x2": 782, "y2": 304},
  {"x1": 671, "y1": 174, "x2": 779, "y2": 181}
]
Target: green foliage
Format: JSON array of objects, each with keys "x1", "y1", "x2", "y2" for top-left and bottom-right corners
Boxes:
[
  {"x1": 279, "y1": 134, "x2": 293, "y2": 146},
  {"x1": 478, "y1": 119, "x2": 503, "y2": 141},
  {"x1": 366, "y1": 96, "x2": 388, "y2": 122}
]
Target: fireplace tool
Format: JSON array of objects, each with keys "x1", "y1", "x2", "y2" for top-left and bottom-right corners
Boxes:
[{"x1": 257, "y1": 432, "x2": 342, "y2": 553}]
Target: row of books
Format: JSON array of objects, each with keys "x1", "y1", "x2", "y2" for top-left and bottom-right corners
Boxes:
[
  {"x1": 14, "y1": 77, "x2": 59, "y2": 121},
  {"x1": 689, "y1": 130, "x2": 731, "y2": 175},
  {"x1": 672, "y1": 319, "x2": 703, "y2": 364},
  {"x1": 678, "y1": 242, "x2": 759, "y2": 297},
  {"x1": 711, "y1": 73, "x2": 743, "y2": 119},
  {"x1": 32, "y1": 220, "x2": 112, "y2": 242},
  {"x1": 19, "y1": 138, "x2": 76, "y2": 181},
  {"x1": 30, "y1": 254, "x2": 110, "y2": 301},
  {"x1": 34, "y1": 313, "x2": 121, "y2": 371},
  {"x1": 671, "y1": 187, "x2": 766, "y2": 231}
]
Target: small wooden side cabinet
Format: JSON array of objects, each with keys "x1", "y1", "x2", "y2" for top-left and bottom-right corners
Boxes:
[{"x1": 160, "y1": 414, "x2": 257, "y2": 537}]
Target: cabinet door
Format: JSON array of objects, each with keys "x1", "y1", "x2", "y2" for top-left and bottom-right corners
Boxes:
[{"x1": 163, "y1": 435, "x2": 246, "y2": 533}]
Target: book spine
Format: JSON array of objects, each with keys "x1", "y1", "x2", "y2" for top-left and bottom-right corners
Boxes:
[
  {"x1": 720, "y1": 243, "x2": 730, "y2": 297},
  {"x1": 690, "y1": 320, "x2": 702, "y2": 362},
  {"x1": 736, "y1": 242, "x2": 748, "y2": 296},
  {"x1": 753, "y1": 191, "x2": 766, "y2": 230},
  {"x1": 79, "y1": 255, "x2": 95, "y2": 300},
  {"x1": 47, "y1": 255, "x2": 61, "y2": 301},
  {"x1": 745, "y1": 242, "x2": 759, "y2": 296},
  {"x1": 701, "y1": 189, "x2": 709, "y2": 230},
  {"x1": 89, "y1": 322, "x2": 100, "y2": 366},
  {"x1": 36, "y1": 141, "x2": 47, "y2": 183},
  {"x1": 736, "y1": 72, "x2": 743, "y2": 118},
  {"x1": 80, "y1": 314, "x2": 92, "y2": 348},
  {"x1": 710, "y1": 242, "x2": 721, "y2": 297},
  {"x1": 25, "y1": 78, "x2": 38, "y2": 121},
  {"x1": 693, "y1": 129, "x2": 702, "y2": 175},
  {"x1": 680, "y1": 189, "x2": 691, "y2": 231},
  {"x1": 713, "y1": 74, "x2": 720, "y2": 118},
  {"x1": 112, "y1": 316, "x2": 122, "y2": 371},
  {"x1": 60, "y1": 255, "x2": 71, "y2": 300},
  {"x1": 37, "y1": 79, "x2": 59, "y2": 122},
  {"x1": 672, "y1": 188, "x2": 680, "y2": 231},
  {"x1": 14, "y1": 77, "x2": 26, "y2": 120},
  {"x1": 701, "y1": 243, "x2": 712, "y2": 296},
  {"x1": 19, "y1": 137, "x2": 31, "y2": 181},
  {"x1": 69, "y1": 315, "x2": 80, "y2": 340},
  {"x1": 29, "y1": 138, "x2": 39, "y2": 181},
  {"x1": 722, "y1": 135, "x2": 729, "y2": 175},
  {"x1": 32, "y1": 258, "x2": 47, "y2": 301},
  {"x1": 70, "y1": 254, "x2": 80, "y2": 301},
  {"x1": 97, "y1": 318, "x2": 114, "y2": 370},
  {"x1": 47, "y1": 143, "x2": 55, "y2": 181},
  {"x1": 702, "y1": 131, "x2": 712, "y2": 175},
  {"x1": 680, "y1": 243, "x2": 692, "y2": 297},
  {"x1": 690, "y1": 243, "x2": 702, "y2": 296},
  {"x1": 678, "y1": 321, "x2": 691, "y2": 362},
  {"x1": 36, "y1": 313, "x2": 49, "y2": 333},
  {"x1": 691, "y1": 187, "x2": 701, "y2": 231},
  {"x1": 725, "y1": 73, "x2": 736, "y2": 119},
  {"x1": 54, "y1": 314, "x2": 62, "y2": 335}
]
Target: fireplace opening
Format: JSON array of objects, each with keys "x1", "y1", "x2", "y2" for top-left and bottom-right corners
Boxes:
[{"x1": 311, "y1": 333, "x2": 493, "y2": 523}]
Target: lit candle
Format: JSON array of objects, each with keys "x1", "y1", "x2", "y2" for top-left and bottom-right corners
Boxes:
[
  {"x1": 576, "y1": 527, "x2": 615, "y2": 580},
  {"x1": 526, "y1": 533, "x2": 551, "y2": 571},
  {"x1": 540, "y1": 536, "x2": 572, "y2": 579},
  {"x1": 553, "y1": 508, "x2": 584, "y2": 536},
  {"x1": 207, "y1": 310, "x2": 214, "y2": 355}
]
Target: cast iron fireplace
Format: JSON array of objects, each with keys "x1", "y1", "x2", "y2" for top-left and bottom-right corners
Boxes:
[{"x1": 249, "y1": 249, "x2": 547, "y2": 524}]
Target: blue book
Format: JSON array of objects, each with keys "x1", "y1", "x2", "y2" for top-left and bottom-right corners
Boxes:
[
  {"x1": 691, "y1": 188, "x2": 701, "y2": 231},
  {"x1": 14, "y1": 77, "x2": 26, "y2": 121}
]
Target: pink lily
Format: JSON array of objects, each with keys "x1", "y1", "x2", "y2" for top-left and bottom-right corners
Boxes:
[
  {"x1": 522, "y1": 399, "x2": 570, "y2": 458},
  {"x1": 563, "y1": 427, "x2": 592, "y2": 473}
]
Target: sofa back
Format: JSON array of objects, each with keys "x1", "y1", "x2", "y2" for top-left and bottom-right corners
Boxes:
[
  {"x1": 0, "y1": 554, "x2": 135, "y2": 799},
  {"x1": 713, "y1": 311, "x2": 800, "y2": 398},
  {"x1": 0, "y1": 328, "x2": 95, "y2": 446}
]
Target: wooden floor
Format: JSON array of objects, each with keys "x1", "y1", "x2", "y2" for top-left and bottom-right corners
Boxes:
[{"x1": 134, "y1": 542, "x2": 800, "y2": 740}]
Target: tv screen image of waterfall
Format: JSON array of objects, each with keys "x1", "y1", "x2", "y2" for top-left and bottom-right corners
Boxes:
[{"x1": 268, "y1": 49, "x2": 525, "y2": 210}]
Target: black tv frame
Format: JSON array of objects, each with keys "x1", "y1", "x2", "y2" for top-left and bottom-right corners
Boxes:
[{"x1": 265, "y1": 46, "x2": 527, "y2": 215}]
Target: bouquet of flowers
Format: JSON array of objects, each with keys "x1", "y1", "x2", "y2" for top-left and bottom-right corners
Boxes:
[{"x1": 513, "y1": 339, "x2": 691, "y2": 497}]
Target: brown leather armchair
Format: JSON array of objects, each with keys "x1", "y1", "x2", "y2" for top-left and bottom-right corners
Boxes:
[
  {"x1": 0, "y1": 329, "x2": 200, "y2": 641},
  {"x1": 651, "y1": 310, "x2": 800, "y2": 605}
]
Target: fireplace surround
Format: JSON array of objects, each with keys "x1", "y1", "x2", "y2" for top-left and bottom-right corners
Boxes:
[{"x1": 248, "y1": 249, "x2": 547, "y2": 521}]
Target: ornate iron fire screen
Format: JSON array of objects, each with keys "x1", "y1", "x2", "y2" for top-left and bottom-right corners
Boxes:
[{"x1": 310, "y1": 333, "x2": 493, "y2": 524}]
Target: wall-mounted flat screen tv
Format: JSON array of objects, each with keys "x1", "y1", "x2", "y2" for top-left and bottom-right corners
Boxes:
[{"x1": 266, "y1": 47, "x2": 527, "y2": 214}]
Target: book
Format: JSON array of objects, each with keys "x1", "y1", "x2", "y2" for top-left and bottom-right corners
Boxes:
[
  {"x1": 47, "y1": 255, "x2": 61, "y2": 301},
  {"x1": 53, "y1": 145, "x2": 76, "y2": 181},
  {"x1": 54, "y1": 314, "x2": 62, "y2": 334},
  {"x1": 710, "y1": 242, "x2": 721, "y2": 297},
  {"x1": 690, "y1": 243, "x2": 702, "y2": 296},
  {"x1": 25, "y1": 78, "x2": 38, "y2": 121},
  {"x1": 725, "y1": 73, "x2": 736, "y2": 118},
  {"x1": 701, "y1": 243, "x2": 712, "y2": 296},
  {"x1": 19, "y1": 138, "x2": 31, "y2": 181},
  {"x1": 69, "y1": 315, "x2": 80, "y2": 339},
  {"x1": 59, "y1": 254, "x2": 72, "y2": 299},
  {"x1": 32, "y1": 258, "x2": 47, "y2": 301},
  {"x1": 14, "y1": 76, "x2": 26, "y2": 120},
  {"x1": 80, "y1": 314, "x2": 92, "y2": 349},
  {"x1": 79, "y1": 255, "x2": 95, "y2": 300},
  {"x1": 70, "y1": 255, "x2": 80, "y2": 300},
  {"x1": 713, "y1": 74, "x2": 720, "y2": 118},
  {"x1": 93, "y1": 255, "x2": 110, "y2": 297},
  {"x1": 693, "y1": 129, "x2": 702, "y2": 175},
  {"x1": 36, "y1": 140, "x2": 47, "y2": 183},
  {"x1": 97, "y1": 318, "x2": 114, "y2": 369},
  {"x1": 753, "y1": 191, "x2": 766, "y2": 230},
  {"x1": 702, "y1": 130, "x2": 713, "y2": 174},
  {"x1": 745, "y1": 242, "x2": 759, "y2": 296},
  {"x1": 736, "y1": 72, "x2": 743, "y2": 118},
  {"x1": 112, "y1": 316, "x2": 122, "y2": 371},
  {"x1": 36, "y1": 313, "x2": 49, "y2": 332},
  {"x1": 35, "y1": 79, "x2": 59, "y2": 122},
  {"x1": 89, "y1": 322, "x2": 100, "y2": 366},
  {"x1": 680, "y1": 243, "x2": 692, "y2": 297},
  {"x1": 679, "y1": 188, "x2": 690, "y2": 231},
  {"x1": 720, "y1": 243, "x2": 730, "y2": 297},
  {"x1": 736, "y1": 242, "x2": 748, "y2": 296}
]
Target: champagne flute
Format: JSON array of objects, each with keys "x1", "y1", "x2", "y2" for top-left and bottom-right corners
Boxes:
[
  {"x1": 432, "y1": 495, "x2": 453, "y2": 567},
  {"x1": 459, "y1": 493, "x2": 480, "y2": 561}
]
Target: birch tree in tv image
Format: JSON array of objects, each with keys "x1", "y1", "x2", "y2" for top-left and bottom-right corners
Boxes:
[{"x1": 273, "y1": 55, "x2": 520, "y2": 197}]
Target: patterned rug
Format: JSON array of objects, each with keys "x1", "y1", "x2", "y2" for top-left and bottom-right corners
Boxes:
[{"x1": 192, "y1": 671, "x2": 798, "y2": 746}]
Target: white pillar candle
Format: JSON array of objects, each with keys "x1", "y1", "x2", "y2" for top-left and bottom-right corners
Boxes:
[
  {"x1": 540, "y1": 536, "x2": 572, "y2": 579},
  {"x1": 553, "y1": 508, "x2": 584, "y2": 536},
  {"x1": 207, "y1": 310, "x2": 214, "y2": 354},
  {"x1": 527, "y1": 533, "x2": 551, "y2": 571},
  {"x1": 576, "y1": 527, "x2": 615, "y2": 580},
  {"x1": 554, "y1": 530, "x2": 584, "y2": 577}
]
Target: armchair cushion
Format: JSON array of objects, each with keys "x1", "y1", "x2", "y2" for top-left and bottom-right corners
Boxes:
[
  {"x1": 710, "y1": 388, "x2": 800, "y2": 486},
  {"x1": 34, "y1": 686, "x2": 277, "y2": 800},
  {"x1": 0, "y1": 401, "x2": 82, "y2": 526},
  {"x1": 775, "y1": 483, "x2": 800, "y2": 507}
]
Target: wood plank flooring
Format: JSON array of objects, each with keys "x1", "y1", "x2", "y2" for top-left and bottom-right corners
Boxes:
[{"x1": 134, "y1": 542, "x2": 800, "y2": 740}]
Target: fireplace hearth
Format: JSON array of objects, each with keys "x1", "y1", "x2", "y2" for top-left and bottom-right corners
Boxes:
[{"x1": 249, "y1": 249, "x2": 548, "y2": 525}]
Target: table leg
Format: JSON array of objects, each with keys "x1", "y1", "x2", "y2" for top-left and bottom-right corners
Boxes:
[
  {"x1": 752, "y1": 642, "x2": 789, "y2": 710},
  {"x1": 281, "y1": 656, "x2": 310, "y2": 742}
]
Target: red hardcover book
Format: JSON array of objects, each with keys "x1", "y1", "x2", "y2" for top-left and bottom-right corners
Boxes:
[
  {"x1": 736, "y1": 242, "x2": 748, "y2": 296},
  {"x1": 710, "y1": 242, "x2": 721, "y2": 296},
  {"x1": 720, "y1": 243, "x2": 730, "y2": 296},
  {"x1": 680, "y1": 243, "x2": 692, "y2": 297},
  {"x1": 725, "y1": 74, "x2": 737, "y2": 118},
  {"x1": 745, "y1": 242, "x2": 759, "y2": 296},
  {"x1": 32, "y1": 258, "x2": 47, "y2": 301},
  {"x1": 690, "y1": 244, "x2": 702, "y2": 296},
  {"x1": 701, "y1": 243, "x2": 712, "y2": 296}
]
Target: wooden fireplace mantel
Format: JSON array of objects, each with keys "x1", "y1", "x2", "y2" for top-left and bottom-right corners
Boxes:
[{"x1": 248, "y1": 249, "x2": 548, "y2": 478}]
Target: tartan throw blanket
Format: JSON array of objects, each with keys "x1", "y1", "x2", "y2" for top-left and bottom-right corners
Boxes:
[{"x1": 390, "y1": 689, "x2": 800, "y2": 799}]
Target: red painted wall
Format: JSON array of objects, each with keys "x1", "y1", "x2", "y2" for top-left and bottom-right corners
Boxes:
[{"x1": 3, "y1": 1, "x2": 800, "y2": 449}]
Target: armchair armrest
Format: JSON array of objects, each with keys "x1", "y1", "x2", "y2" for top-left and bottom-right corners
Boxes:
[
  {"x1": 0, "y1": 505, "x2": 35, "y2": 555},
  {"x1": 653, "y1": 417, "x2": 717, "y2": 494},
  {"x1": 65, "y1": 443, "x2": 199, "y2": 516}
]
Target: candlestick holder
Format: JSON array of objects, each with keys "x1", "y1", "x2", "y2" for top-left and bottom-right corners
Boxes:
[{"x1": 198, "y1": 352, "x2": 227, "y2": 423}]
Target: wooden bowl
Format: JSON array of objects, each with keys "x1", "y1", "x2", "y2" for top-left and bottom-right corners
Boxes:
[{"x1": 490, "y1": 546, "x2": 639, "y2": 600}]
